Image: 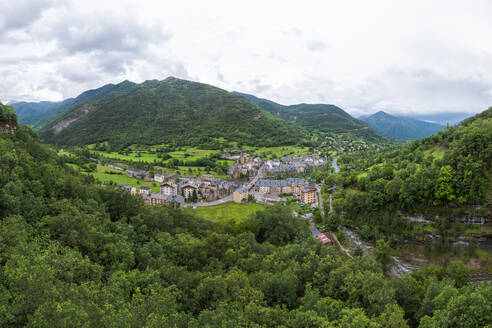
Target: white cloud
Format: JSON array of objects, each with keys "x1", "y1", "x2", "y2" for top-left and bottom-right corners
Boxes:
[{"x1": 1, "y1": 0, "x2": 491, "y2": 116}]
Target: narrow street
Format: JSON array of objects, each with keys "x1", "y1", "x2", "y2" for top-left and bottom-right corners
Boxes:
[{"x1": 185, "y1": 165, "x2": 265, "y2": 208}]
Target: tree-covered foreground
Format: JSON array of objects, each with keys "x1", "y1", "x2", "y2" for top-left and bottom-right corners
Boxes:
[{"x1": 1, "y1": 103, "x2": 491, "y2": 327}]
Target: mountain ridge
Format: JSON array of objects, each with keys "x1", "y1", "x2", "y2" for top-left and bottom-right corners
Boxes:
[
  {"x1": 232, "y1": 91, "x2": 388, "y2": 143},
  {"x1": 40, "y1": 77, "x2": 304, "y2": 148},
  {"x1": 359, "y1": 110, "x2": 445, "y2": 139}
]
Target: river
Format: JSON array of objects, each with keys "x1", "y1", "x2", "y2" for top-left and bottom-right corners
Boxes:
[{"x1": 332, "y1": 157, "x2": 340, "y2": 173}]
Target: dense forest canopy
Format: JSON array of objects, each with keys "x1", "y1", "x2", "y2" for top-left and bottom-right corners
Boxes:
[
  {"x1": 41, "y1": 78, "x2": 304, "y2": 149},
  {"x1": 1, "y1": 111, "x2": 491, "y2": 327}
]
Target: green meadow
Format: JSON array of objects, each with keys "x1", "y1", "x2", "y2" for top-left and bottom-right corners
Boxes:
[{"x1": 186, "y1": 202, "x2": 268, "y2": 224}]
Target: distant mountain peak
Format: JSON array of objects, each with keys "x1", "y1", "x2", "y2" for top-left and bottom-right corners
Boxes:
[
  {"x1": 374, "y1": 110, "x2": 389, "y2": 115},
  {"x1": 360, "y1": 111, "x2": 445, "y2": 139}
]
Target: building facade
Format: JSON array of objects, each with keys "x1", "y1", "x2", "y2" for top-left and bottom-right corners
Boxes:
[
  {"x1": 160, "y1": 182, "x2": 177, "y2": 195},
  {"x1": 300, "y1": 187, "x2": 315, "y2": 204},
  {"x1": 233, "y1": 188, "x2": 248, "y2": 203}
]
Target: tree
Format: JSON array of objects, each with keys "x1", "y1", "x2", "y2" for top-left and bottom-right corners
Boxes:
[
  {"x1": 374, "y1": 239, "x2": 394, "y2": 274},
  {"x1": 377, "y1": 304, "x2": 409, "y2": 328},
  {"x1": 242, "y1": 205, "x2": 310, "y2": 246},
  {"x1": 434, "y1": 165, "x2": 456, "y2": 203},
  {"x1": 445, "y1": 261, "x2": 470, "y2": 288},
  {"x1": 353, "y1": 246, "x2": 363, "y2": 257},
  {"x1": 338, "y1": 308, "x2": 381, "y2": 328},
  {"x1": 419, "y1": 283, "x2": 492, "y2": 328}
]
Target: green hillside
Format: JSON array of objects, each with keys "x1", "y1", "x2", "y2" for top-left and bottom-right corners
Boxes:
[
  {"x1": 1, "y1": 105, "x2": 491, "y2": 327},
  {"x1": 233, "y1": 91, "x2": 388, "y2": 143},
  {"x1": 359, "y1": 111, "x2": 445, "y2": 139},
  {"x1": 41, "y1": 78, "x2": 304, "y2": 148}
]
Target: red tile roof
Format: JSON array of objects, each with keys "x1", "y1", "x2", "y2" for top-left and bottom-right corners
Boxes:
[{"x1": 315, "y1": 233, "x2": 332, "y2": 244}]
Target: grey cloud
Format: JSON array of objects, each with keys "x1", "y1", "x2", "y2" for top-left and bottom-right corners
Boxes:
[
  {"x1": 0, "y1": 0, "x2": 55, "y2": 33},
  {"x1": 217, "y1": 72, "x2": 225, "y2": 82},
  {"x1": 0, "y1": 4, "x2": 185, "y2": 102},
  {"x1": 251, "y1": 79, "x2": 272, "y2": 93},
  {"x1": 305, "y1": 40, "x2": 327, "y2": 52},
  {"x1": 348, "y1": 68, "x2": 492, "y2": 116},
  {"x1": 38, "y1": 15, "x2": 171, "y2": 55},
  {"x1": 25, "y1": 8, "x2": 177, "y2": 86},
  {"x1": 282, "y1": 27, "x2": 303, "y2": 37}
]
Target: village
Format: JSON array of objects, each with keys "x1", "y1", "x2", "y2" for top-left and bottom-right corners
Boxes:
[
  {"x1": 112, "y1": 150, "x2": 324, "y2": 208},
  {"x1": 94, "y1": 148, "x2": 335, "y2": 245}
]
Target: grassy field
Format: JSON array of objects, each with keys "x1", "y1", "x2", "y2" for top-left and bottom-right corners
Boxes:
[
  {"x1": 87, "y1": 165, "x2": 160, "y2": 192},
  {"x1": 90, "y1": 146, "x2": 221, "y2": 163},
  {"x1": 89, "y1": 150, "x2": 157, "y2": 163},
  {"x1": 186, "y1": 202, "x2": 268, "y2": 224},
  {"x1": 168, "y1": 148, "x2": 220, "y2": 161},
  {"x1": 58, "y1": 150, "x2": 76, "y2": 157},
  {"x1": 152, "y1": 165, "x2": 231, "y2": 180},
  {"x1": 244, "y1": 145, "x2": 311, "y2": 159},
  {"x1": 88, "y1": 145, "x2": 230, "y2": 178},
  {"x1": 65, "y1": 163, "x2": 80, "y2": 170}
]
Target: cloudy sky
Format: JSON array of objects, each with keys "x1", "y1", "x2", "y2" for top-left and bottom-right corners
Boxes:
[{"x1": 1, "y1": 0, "x2": 492, "y2": 117}]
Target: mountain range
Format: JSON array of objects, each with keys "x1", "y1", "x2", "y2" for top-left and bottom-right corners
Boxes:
[
  {"x1": 11, "y1": 77, "x2": 457, "y2": 147},
  {"x1": 232, "y1": 92, "x2": 387, "y2": 143},
  {"x1": 12, "y1": 77, "x2": 392, "y2": 148},
  {"x1": 359, "y1": 111, "x2": 445, "y2": 139}
]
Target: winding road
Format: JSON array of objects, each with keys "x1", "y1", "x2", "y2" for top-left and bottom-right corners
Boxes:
[{"x1": 184, "y1": 165, "x2": 265, "y2": 208}]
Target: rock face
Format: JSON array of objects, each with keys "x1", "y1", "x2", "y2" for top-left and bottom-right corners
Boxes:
[
  {"x1": 1, "y1": 123, "x2": 17, "y2": 134},
  {"x1": 51, "y1": 104, "x2": 93, "y2": 134}
]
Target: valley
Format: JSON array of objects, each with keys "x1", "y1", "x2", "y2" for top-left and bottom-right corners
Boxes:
[
  {"x1": 31, "y1": 82, "x2": 492, "y2": 278},
  {"x1": 2, "y1": 85, "x2": 492, "y2": 328}
]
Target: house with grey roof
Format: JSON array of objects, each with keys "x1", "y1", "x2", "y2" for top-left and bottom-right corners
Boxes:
[{"x1": 149, "y1": 193, "x2": 184, "y2": 207}]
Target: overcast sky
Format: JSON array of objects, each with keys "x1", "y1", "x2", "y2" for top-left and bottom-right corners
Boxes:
[{"x1": 1, "y1": 0, "x2": 491, "y2": 116}]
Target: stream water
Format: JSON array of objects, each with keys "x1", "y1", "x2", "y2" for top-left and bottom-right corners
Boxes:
[{"x1": 332, "y1": 158, "x2": 340, "y2": 173}]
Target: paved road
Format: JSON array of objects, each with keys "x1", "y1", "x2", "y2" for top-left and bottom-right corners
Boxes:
[
  {"x1": 183, "y1": 194, "x2": 234, "y2": 208},
  {"x1": 245, "y1": 165, "x2": 264, "y2": 191}
]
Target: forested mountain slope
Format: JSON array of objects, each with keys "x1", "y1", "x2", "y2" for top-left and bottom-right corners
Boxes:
[
  {"x1": 41, "y1": 78, "x2": 304, "y2": 148},
  {"x1": 359, "y1": 111, "x2": 445, "y2": 139},
  {"x1": 11, "y1": 81, "x2": 139, "y2": 130},
  {"x1": 233, "y1": 91, "x2": 388, "y2": 143},
  {"x1": 2, "y1": 101, "x2": 491, "y2": 327},
  {"x1": 10, "y1": 98, "x2": 74, "y2": 128}
]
